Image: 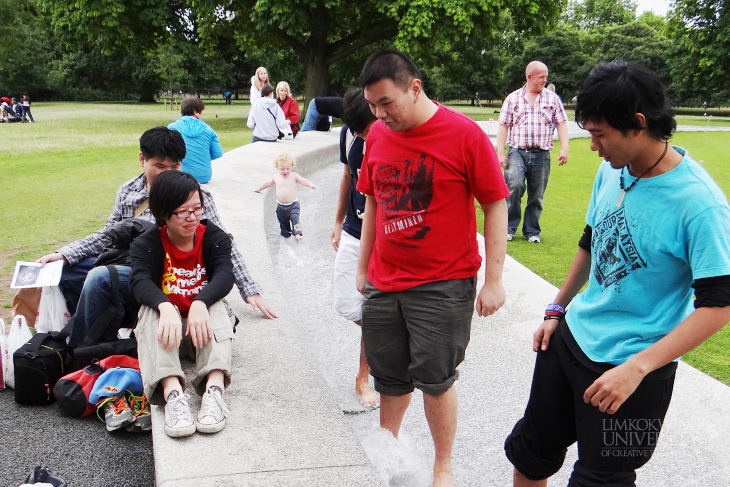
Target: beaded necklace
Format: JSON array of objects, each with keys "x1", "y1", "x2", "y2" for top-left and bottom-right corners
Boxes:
[{"x1": 616, "y1": 140, "x2": 668, "y2": 207}]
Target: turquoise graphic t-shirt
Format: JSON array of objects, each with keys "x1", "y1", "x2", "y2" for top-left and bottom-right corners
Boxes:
[{"x1": 567, "y1": 147, "x2": 730, "y2": 365}]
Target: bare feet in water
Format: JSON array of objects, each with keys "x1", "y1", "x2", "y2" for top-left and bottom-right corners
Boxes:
[
  {"x1": 355, "y1": 376, "x2": 379, "y2": 407},
  {"x1": 433, "y1": 471, "x2": 454, "y2": 487}
]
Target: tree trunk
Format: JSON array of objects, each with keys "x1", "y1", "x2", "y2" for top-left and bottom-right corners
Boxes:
[
  {"x1": 303, "y1": 50, "x2": 329, "y2": 100},
  {"x1": 138, "y1": 80, "x2": 157, "y2": 103}
]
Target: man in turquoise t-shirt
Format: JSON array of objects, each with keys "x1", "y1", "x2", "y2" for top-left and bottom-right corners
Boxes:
[{"x1": 505, "y1": 61, "x2": 730, "y2": 487}]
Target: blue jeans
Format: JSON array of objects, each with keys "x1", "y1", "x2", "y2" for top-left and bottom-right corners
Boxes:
[
  {"x1": 504, "y1": 147, "x2": 551, "y2": 238},
  {"x1": 300, "y1": 99, "x2": 320, "y2": 132},
  {"x1": 252, "y1": 136, "x2": 277, "y2": 143},
  {"x1": 60, "y1": 258, "x2": 132, "y2": 346}
]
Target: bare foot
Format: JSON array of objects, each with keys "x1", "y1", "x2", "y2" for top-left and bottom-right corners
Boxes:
[
  {"x1": 295, "y1": 234, "x2": 303, "y2": 242},
  {"x1": 433, "y1": 470, "x2": 454, "y2": 487},
  {"x1": 355, "y1": 377, "x2": 379, "y2": 407}
]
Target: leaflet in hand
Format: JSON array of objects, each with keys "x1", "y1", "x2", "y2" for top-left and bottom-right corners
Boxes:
[{"x1": 10, "y1": 260, "x2": 64, "y2": 289}]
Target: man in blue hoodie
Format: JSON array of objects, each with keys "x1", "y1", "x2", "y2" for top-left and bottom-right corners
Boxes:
[{"x1": 168, "y1": 96, "x2": 223, "y2": 184}]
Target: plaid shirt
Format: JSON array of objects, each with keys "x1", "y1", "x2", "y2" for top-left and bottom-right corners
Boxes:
[
  {"x1": 498, "y1": 87, "x2": 568, "y2": 150},
  {"x1": 58, "y1": 174, "x2": 263, "y2": 300}
]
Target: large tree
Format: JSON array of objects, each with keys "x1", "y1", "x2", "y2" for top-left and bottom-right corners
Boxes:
[
  {"x1": 667, "y1": 0, "x2": 729, "y2": 105},
  {"x1": 193, "y1": 0, "x2": 564, "y2": 98},
  {"x1": 41, "y1": 0, "x2": 193, "y2": 101},
  {"x1": 563, "y1": 0, "x2": 637, "y2": 29}
]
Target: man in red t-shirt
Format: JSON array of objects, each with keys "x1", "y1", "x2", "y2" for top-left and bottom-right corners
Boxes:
[{"x1": 356, "y1": 49, "x2": 509, "y2": 487}]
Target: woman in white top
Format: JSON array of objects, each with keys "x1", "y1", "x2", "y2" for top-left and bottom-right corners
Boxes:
[{"x1": 249, "y1": 67, "x2": 269, "y2": 105}]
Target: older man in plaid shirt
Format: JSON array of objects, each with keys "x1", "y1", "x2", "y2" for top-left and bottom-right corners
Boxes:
[
  {"x1": 37, "y1": 127, "x2": 277, "y2": 345},
  {"x1": 496, "y1": 61, "x2": 569, "y2": 243}
]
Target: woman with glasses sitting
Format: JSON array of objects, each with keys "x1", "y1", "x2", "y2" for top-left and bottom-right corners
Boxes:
[{"x1": 130, "y1": 170, "x2": 235, "y2": 438}]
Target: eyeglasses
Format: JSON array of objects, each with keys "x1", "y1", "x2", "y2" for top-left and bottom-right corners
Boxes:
[{"x1": 171, "y1": 207, "x2": 204, "y2": 219}]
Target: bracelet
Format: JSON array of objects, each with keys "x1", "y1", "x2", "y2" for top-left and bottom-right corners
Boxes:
[
  {"x1": 545, "y1": 302, "x2": 566, "y2": 316},
  {"x1": 543, "y1": 315, "x2": 561, "y2": 321}
]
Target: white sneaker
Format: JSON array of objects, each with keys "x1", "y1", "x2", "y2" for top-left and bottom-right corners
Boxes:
[
  {"x1": 196, "y1": 386, "x2": 230, "y2": 434},
  {"x1": 528, "y1": 235, "x2": 541, "y2": 243},
  {"x1": 507, "y1": 234, "x2": 514, "y2": 241},
  {"x1": 164, "y1": 392, "x2": 196, "y2": 437}
]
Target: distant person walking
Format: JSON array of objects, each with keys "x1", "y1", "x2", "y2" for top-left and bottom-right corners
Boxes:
[
  {"x1": 497, "y1": 61, "x2": 569, "y2": 243},
  {"x1": 168, "y1": 96, "x2": 223, "y2": 184},
  {"x1": 20, "y1": 95, "x2": 34, "y2": 123}
]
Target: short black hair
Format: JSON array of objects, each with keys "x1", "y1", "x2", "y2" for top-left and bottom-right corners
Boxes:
[
  {"x1": 149, "y1": 171, "x2": 204, "y2": 226},
  {"x1": 261, "y1": 84, "x2": 274, "y2": 97},
  {"x1": 575, "y1": 61, "x2": 675, "y2": 141},
  {"x1": 342, "y1": 88, "x2": 376, "y2": 134},
  {"x1": 360, "y1": 48, "x2": 421, "y2": 91},
  {"x1": 139, "y1": 126, "x2": 186, "y2": 162},
  {"x1": 181, "y1": 96, "x2": 204, "y2": 116}
]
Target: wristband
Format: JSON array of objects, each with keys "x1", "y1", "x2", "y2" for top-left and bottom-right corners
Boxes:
[
  {"x1": 545, "y1": 302, "x2": 566, "y2": 316},
  {"x1": 543, "y1": 315, "x2": 561, "y2": 321}
]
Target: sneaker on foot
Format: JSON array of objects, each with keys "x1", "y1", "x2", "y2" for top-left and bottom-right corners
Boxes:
[
  {"x1": 97, "y1": 390, "x2": 134, "y2": 432},
  {"x1": 126, "y1": 392, "x2": 152, "y2": 433},
  {"x1": 165, "y1": 391, "x2": 196, "y2": 437},
  {"x1": 196, "y1": 386, "x2": 230, "y2": 434},
  {"x1": 528, "y1": 235, "x2": 541, "y2": 243},
  {"x1": 507, "y1": 234, "x2": 514, "y2": 241}
]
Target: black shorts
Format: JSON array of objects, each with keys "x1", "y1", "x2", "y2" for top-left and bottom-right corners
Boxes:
[
  {"x1": 505, "y1": 319, "x2": 676, "y2": 487},
  {"x1": 361, "y1": 277, "x2": 476, "y2": 397}
]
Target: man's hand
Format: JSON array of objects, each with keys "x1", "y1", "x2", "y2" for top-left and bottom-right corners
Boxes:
[
  {"x1": 186, "y1": 300, "x2": 212, "y2": 348},
  {"x1": 583, "y1": 361, "x2": 645, "y2": 414},
  {"x1": 533, "y1": 318, "x2": 560, "y2": 352},
  {"x1": 157, "y1": 302, "x2": 183, "y2": 351},
  {"x1": 497, "y1": 151, "x2": 507, "y2": 169},
  {"x1": 246, "y1": 293, "x2": 278, "y2": 319},
  {"x1": 36, "y1": 252, "x2": 68, "y2": 266},
  {"x1": 475, "y1": 281, "x2": 506, "y2": 317},
  {"x1": 558, "y1": 147, "x2": 569, "y2": 166},
  {"x1": 331, "y1": 225, "x2": 343, "y2": 251}
]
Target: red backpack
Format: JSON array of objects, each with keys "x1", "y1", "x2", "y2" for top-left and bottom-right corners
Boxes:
[{"x1": 53, "y1": 355, "x2": 139, "y2": 417}]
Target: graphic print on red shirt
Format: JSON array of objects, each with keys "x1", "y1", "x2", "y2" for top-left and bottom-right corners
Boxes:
[
  {"x1": 159, "y1": 224, "x2": 208, "y2": 316},
  {"x1": 377, "y1": 153, "x2": 435, "y2": 246}
]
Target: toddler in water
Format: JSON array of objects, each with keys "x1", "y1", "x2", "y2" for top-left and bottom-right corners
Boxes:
[{"x1": 254, "y1": 153, "x2": 315, "y2": 241}]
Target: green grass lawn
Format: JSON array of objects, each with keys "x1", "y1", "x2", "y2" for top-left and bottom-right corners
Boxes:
[{"x1": 2, "y1": 101, "x2": 729, "y2": 384}]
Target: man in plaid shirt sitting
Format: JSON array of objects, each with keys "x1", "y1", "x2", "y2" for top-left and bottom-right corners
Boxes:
[
  {"x1": 496, "y1": 61, "x2": 569, "y2": 244},
  {"x1": 37, "y1": 127, "x2": 277, "y2": 345}
]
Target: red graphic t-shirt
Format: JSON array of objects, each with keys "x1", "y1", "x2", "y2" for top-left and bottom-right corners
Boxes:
[
  {"x1": 159, "y1": 224, "x2": 208, "y2": 316},
  {"x1": 357, "y1": 103, "x2": 510, "y2": 292}
]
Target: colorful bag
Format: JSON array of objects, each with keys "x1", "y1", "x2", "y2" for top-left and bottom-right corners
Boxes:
[{"x1": 54, "y1": 355, "x2": 140, "y2": 417}]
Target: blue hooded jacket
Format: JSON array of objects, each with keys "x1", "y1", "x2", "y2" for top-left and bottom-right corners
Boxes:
[{"x1": 168, "y1": 116, "x2": 223, "y2": 184}]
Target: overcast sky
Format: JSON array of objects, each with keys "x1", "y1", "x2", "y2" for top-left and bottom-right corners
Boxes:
[{"x1": 636, "y1": 0, "x2": 672, "y2": 15}]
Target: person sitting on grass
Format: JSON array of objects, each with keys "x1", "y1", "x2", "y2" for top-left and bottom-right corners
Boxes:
[
  {"x1": 130, "y1": 170, "x2": 235, "y2": 437},
  {"x1": 254, "y1": 153, "x2": 315, "y2": 242}
]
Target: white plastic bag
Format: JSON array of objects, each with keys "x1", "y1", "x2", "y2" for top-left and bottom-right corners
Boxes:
[
  {"x1": 0, "y1": 318, "x2": 6, "y2": 390},
  {"x1": 4, "y1": 314, "x2": 33, "y2": 389},
  {"x1": 35, "y1": 286, "x2": 70, "y2": 333}
]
